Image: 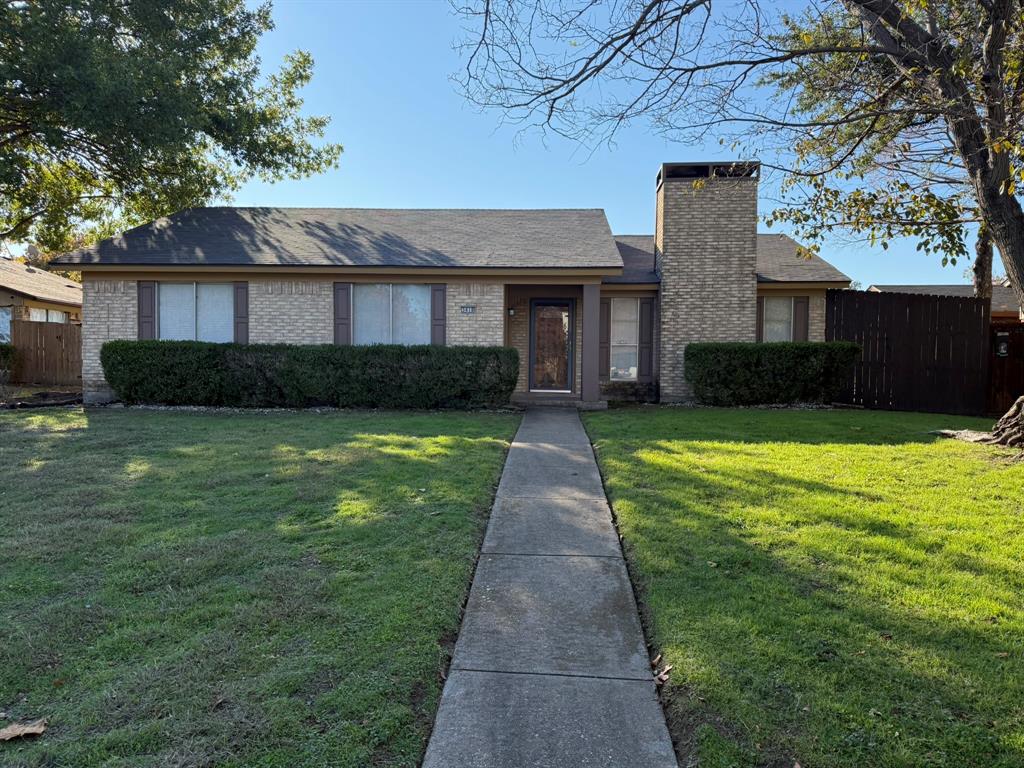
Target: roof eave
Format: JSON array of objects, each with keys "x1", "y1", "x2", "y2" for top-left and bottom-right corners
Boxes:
[
  {"x1": 0, "y1": 285, "x2": 82, "y2": 307},
  {"x1": 70, "y1": 263, "x2": 624, "y2": 277},
  {"x1": 757, "y1": 277, "x2": 851, "y2": 287}
]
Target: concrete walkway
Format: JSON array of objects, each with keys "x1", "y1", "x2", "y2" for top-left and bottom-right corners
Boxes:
[{"x1": 423, "y1": 408, "x2": 678, "y2": 768}]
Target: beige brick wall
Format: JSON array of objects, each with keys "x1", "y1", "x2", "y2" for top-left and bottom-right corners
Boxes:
[
  {"x1": 251, "y1": 279, "x2": 506, "y2": 346},
  {"x1": 656, "y1": 176, "x2": 758, "y2": 400},
  {"x1": 82, "y1": 278, "x2": 137, "y2": 403},
  {"x1": 809, "y1": 292, "x2": 826, "y2": 341},
  {"x1": 507, "y1": 294, "x2": 529, "y2": 392},
  {"x1": 249, "y1": 279, "x2": 334, "y2": 344},
  {"x1": 446, "y1": 282, "x2": 505, "y2": 346}
]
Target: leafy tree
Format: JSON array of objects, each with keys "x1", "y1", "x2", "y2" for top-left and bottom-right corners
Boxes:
[
  {"x1": 1, "y1": 0, "x2": 341, "y2": 251},
  {"x1": 456, "y1": 0, "x2": 1024, "y2": 439}
]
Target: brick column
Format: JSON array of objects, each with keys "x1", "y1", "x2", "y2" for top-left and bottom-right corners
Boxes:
[
  {"x1": 82, "y1": 278, "x2": 138, "y2": 404},
  {"x1": 581, "y1": 283, "x2": 600, "y2": 403},
  {"x1": 656, "y1": 167, "x2": 759, "y2": 401}
]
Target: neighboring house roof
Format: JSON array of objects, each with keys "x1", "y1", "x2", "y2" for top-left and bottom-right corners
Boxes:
[
  {"x1": 0, "y1": 258, "x2": 83, "y2": 307},
  {"x1": 609, "y1": 236, "x2": 659, "y2": 283},
  {"x1": 51, "y1": 207, "x2": 624, "y2": 271},
  {"x1": 604, "y1": 233, "x2": 850, "y2": 284},
  {"x1": 868, "y1": 282, "x2": 1021, "y2": 314},
  {"x1": 754, "y1": 234, "x2": 850, "y2": 283}
]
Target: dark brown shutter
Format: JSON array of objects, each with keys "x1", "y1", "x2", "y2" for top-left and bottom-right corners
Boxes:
[
  {"x1": 638, "y1": 297, "x2": 654, "y2": 382},
  {"x1": 334, "y1": 283, "x2": 352, "y2": 345},
  {"x1": 756, "y1": 295, "x2": 765, "y2": 342},
  {"x1": 138, "y1": 281, "x2": 156, "y2": 339},
  {"x1": 599, "y1": 298, "x2": 610, "y2": 381},
  {"x1": 233, "y1": 282, "x2": 248, "y2": 344},
  {"x1": 793, "y1": 296, "x2": 809, "y2": 341},
  {"x1": 430, "y1": 284, "x2": 446, "y2": 345}
]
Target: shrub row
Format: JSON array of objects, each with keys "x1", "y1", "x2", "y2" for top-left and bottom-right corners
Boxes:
[
  {"x1": 101, "y1": 341, "x2": 519, "y2": 409},
  {"x1": 684, "y1": 342, "x2": 860, "y2": 406}
]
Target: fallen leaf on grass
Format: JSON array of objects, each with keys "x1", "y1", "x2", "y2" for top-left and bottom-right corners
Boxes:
[
  {"x1": 650, "y1": 653, "x2": 662, "y2": 669},
  {"x1": 0, "y1": 718, "x2": 47, "y2": 741}
]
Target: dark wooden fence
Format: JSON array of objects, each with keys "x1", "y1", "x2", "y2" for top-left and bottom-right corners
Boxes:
[
  {"x1": 825, "y1": 289, "x2": 990, "y2": 416},
  {"x1": 9, "y1": 319, "x2": 82, "y2": 386}
]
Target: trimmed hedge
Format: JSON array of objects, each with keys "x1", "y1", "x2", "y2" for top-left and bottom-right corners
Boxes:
[
  {"x1": 101, "y1": 341, "x2": 519, "y2": 409},
  {"x1": 684, "y1": 342, "x2": 860, "y2": 406}
]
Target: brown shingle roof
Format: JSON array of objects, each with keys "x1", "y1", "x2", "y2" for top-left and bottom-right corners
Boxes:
[
  {"x1": 609, "y1": 236, "x2": 659, "y2": 283},
  {"x1": 51, "y1": 207, "x2": 624, "y2": 271},
  {"x1": 868, "y1": 283, "x2": 1020, "y2": 314},
  {"x1": 755, "y1": 234, "x2": 850, "y2": 283},
  {"x1": 0, "y1": 258, "x2": 82, "y2": 307},
  {"x1": 604, "y1": 233, "x2": 850, "y2": 284}
]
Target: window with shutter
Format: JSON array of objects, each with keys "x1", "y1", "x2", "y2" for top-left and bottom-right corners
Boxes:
[
  {"x1": 156, "y1": 283, "x2": 233, "y2": 341},
  {"x1": 352, "y1": 283, "x2": 433, "y2": 345},
  {"x1": 610, "y1": 297, "x2": 639, "y2": 380},
  {"x1": 762, "y1": 297, "x2": 794, "y2": 342}
]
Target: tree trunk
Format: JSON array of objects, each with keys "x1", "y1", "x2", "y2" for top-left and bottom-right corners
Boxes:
[
  {"x1": 973, "y1": 227, "x2": 993, "y2": 300},
  {"x1": 972, "y1": 179, "x2": 1024, "y2": 440},
  {"x1": 985, "y1": 395, "x2": 1024, "y2": 447},
  {"x1": 978, "y1": 182, "x2": 1024, "y2": 309}
]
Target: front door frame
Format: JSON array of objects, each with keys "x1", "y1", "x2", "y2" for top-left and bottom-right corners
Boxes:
[{"x1": 528, "y1": 297, "x2": 575, "y2": 393}]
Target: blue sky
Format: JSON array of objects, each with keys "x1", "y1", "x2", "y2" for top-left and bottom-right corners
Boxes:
[{"x1": 235, "y1": 0, "x2": 994, "y2": 288}]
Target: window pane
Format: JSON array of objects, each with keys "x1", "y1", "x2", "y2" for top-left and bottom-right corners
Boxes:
[
  {"x1": 0, "y1": 307, "x2": 10, "y2": 342},
  {"x1": 763, "y1": 297, "x2": 793, "y2": 342},
  {"x1": 611, "y1": 298, "x2": 638, "y2": 345},
  {"x1": 196, "y1": 283, "x2": 234, "y2": 343},
  {"x1": 47, "y1": 310, "x2": 67, "y2": 323},
  {"x1": 611, "y1": 346, "x2": 638, "y2": 381},
  {"x1": 353, "y1": 284, "x2": 391, "y2": 344},
  {"x1": 392, "y1": 284, "x2": 431, "y2": 345},
  {"x1": 29, "y1": 307, "x2": 47, "y2": 322},
  {"x1": 159, "y1": 283, "x2": 196, "y2": 340}
]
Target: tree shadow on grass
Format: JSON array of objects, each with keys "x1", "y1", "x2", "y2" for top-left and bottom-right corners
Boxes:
[
  {"x1": 588, "y1": 417, "x2": 1023, "y2": 768},
  {"x1": 0, "y1": 408, "x2": 517, "y2": 768}
]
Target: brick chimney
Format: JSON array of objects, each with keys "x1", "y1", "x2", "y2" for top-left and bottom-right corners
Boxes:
[{"x1": 654, "y1": 161, "x2": 759, "y2": 401}]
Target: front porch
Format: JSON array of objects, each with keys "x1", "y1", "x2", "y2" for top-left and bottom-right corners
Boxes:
[{"x1": 503, "y1": 283, "x2": 605, "y2": 409}]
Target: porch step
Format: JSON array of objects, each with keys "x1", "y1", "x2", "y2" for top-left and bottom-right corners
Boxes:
[{"x1": 510, "y1": 394, "x2": 608, "y2": 410}]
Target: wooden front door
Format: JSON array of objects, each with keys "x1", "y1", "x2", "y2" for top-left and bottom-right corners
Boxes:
[{"x1": 530, "y1": 299, "x2": 574, "y2": 392}]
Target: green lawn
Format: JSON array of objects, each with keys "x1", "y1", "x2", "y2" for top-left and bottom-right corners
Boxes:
[
  {"x1": 584, "y1": 407, "x2": 1024, "y2": 768},
  {"x1": 0, "y1": 407, "x2": 518, "y2": 767}
]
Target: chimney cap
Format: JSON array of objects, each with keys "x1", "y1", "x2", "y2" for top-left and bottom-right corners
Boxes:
[{"x1": 657, "y1": 161, "x2": 760, "y2": 186}]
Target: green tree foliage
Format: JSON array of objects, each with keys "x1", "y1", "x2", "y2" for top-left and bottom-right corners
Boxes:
[
  {"x1": 1, "y1": 0, "x2": 341, "y2": 251},
  {"x1": 761, "y1": 4, "x2": 1006, "y2": 270}
]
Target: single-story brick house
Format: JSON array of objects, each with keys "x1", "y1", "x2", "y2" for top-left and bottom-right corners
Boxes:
[
  {"x1": 52, "y1": 161, "x2": 850, "y2": 405},
  {"x1": 0, "y1": 258, "x2": 83, "y2": 343}
]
